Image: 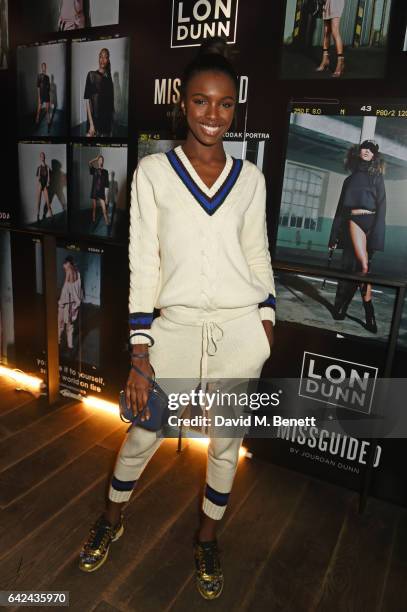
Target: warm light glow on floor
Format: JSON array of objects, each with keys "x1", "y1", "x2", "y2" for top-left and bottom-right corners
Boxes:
[
  {"x1": 0, "y1": 366, "x2": 43, "y2": 392},
  {"x1": 188, "y1": 436, "x2": 251, "y2": 458},
  {"x1": 82, "y1": 395, "x2": 119, "y2": 416}
]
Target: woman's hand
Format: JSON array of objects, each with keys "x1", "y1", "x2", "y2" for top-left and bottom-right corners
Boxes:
[
  {"x1": 262, "y1": 320, "x2": 274, "y2": 354},
  {"x1": 87, "y1": 125, "x2": 96, "y2": 137},
  {"x1": 125, "y1": 356, "x2": 154, "y2": 422}
]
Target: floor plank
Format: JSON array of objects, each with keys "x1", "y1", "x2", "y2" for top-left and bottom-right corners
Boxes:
[
  {"x1": 0, "y1": 445, "x2": 117, "y2": 564},
  {"x1": 0, "y1": 401, "x2": 91, "y2": 472},
  {"x1": 92, "y1": 602, "x2": 125, "y2": 612},
  {"x1": 315, "y1": 497, "x2": 398, "y2": 612},
  {"x1": 109, "y1": 452, "x2": 265, "y2": 610},
  {"x1": 43, "y1": 443, "x2": 208, "y2": 612},
  {"x1": 0, "y1": 384, "x2": 406, "y2": 612},
  {"x1": 0, "y1": 395, "x2": 71, "y2": 437},
  {"x1": 0, "y1": 412, "x2": 122, "y2": 507},
  {"x1": 379, "y1": 508, "x2": 407, "y2": 612},
  {"x1": 241, "y1": 479, "x2": 354, "y2": 612},
  {"x1": 0, "y1": 440, "x2": 181, "y2": 593},
  {"x1": 0, "y1": 382, "x2": 34, "y2": 417}
]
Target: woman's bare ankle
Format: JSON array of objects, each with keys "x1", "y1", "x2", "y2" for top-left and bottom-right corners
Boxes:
[{"x1": 105, "y1": 501, "x2": 125, "y2": 527}]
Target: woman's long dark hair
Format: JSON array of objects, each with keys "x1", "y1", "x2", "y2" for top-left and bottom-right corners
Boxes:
[{"x1": 345, "y1": 145, "x2": 385, "y2": 176}]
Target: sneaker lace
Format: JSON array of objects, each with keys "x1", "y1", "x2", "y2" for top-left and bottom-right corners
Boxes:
[
  {"x1": 85, "y1": 518, "x2": 113, "y2": 552},
  {"x1": 198, "y1": 542, "x2": 219, "y2": 576}
]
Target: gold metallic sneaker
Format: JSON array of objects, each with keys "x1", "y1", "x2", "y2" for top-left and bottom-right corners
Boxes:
[
  {"x1": 194, "y1": 539, "x2": 224, "y2": 600},
  {"x1": 79, "y1": 514, "x2": 124, "y2": 573}
]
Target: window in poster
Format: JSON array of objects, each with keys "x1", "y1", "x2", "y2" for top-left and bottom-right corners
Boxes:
[
  {"x1": 71, "y1": 36, "x2": 130, "y2": 138},
  {"x1": 57, "y1": 243, "x2": 104, "y2": 396},
  {"x1": 71, "y1": 143, "x2": 128, "y2": 239},
  {"x1": 18, "y1": 142, "x2": 68, "y2": 231},
  {"x1": 275, "y1": 100, "x2": 407, "y2": 280},
  {"x1": 137, "y1": 131, "x2": 270, "y2": 172},
  {"x1": 20, "y1": 0, "x2": 120, "y2": 33},
  {"x1": 0, "y1": 0, "x2": 8, "y2": 70},
  {"x1": 281, "y1": 0, "x2": 393, "y2": 79},
  {"x1": 274, "y1": 270, "x2": 396, "y2": 343},
  {"x1": 17, "y1": 41, "x2": 68, "y2": 138}
]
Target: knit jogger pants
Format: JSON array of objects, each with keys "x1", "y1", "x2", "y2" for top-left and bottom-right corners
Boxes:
[{"x1": 109, "y1": 308, "x2": 271, "y2": 520}]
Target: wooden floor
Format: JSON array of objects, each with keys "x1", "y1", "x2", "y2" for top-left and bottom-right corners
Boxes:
[{"x1": 1, "y1": 377, "x2": 407, "y2": 612}]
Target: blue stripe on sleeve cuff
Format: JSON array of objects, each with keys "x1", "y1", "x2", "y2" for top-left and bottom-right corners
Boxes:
[
  {"x1": 129, "y1": 312, "x2": 154, "y2": 327},
  {"x1": 258, "y1": 294, "x2": 276, "y2": 310}
]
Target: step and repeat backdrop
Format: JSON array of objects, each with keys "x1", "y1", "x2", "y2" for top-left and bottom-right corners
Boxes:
[{"x1": 1, "y1": 0, "x2": 407, "y2": 504}]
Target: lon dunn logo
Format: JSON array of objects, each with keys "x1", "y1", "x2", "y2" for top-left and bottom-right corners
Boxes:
[
  {"x1": 299, "y1": 352, "x2": 378, "y2": 414},
  {"x1": 171, "y1": 0, "x2": 239, "y2": 48}
]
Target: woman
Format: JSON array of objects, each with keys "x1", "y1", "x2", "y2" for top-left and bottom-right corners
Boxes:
[
  {"x1": 36, "y1": 152, "x2": 53, "y2": 223},
  {"x1": 84, "y1": 48, "x2": 114, "y2": 137},
  {"x1": 36, "y1": 63, "x2": 51, "y2": 130},
  {"x1": 58, "y1": 257, "x2": 83, "y2": 351},
  {"x1": 315, "y1": 0, "x2": 345, "y2": 78},
  {"x1": 329, "y1": 140, "x2": 386, "y2": 333},
  {"x1": 78, "y1": 38, "x2": 276, "y2": 600},
  {"x1": 58, "y1": 0, "x2": 86, "y2": 31},
  {"x1": 88, "y1": 154, "x2": 110, "y2": 226}
]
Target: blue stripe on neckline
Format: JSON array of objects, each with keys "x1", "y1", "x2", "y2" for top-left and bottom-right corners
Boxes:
[{"x1": 166, "y1": 149, "x2": 243, "y2": 216}]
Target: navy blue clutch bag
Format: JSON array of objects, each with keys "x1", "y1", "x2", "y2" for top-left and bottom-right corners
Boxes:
[{"x1": 119, "y1": 364, "x2": 169, "y2": 432}]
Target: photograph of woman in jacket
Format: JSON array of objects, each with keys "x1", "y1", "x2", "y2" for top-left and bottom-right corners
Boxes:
[
  {"x1": 58, "y1": 256, "x2": 83, "y2": 352},
  {"x1": 329, "y1": 140, "x2": 386, "y2": 333}
]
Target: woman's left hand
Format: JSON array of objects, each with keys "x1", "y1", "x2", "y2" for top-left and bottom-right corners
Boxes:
[{"x1": 262, "y1": 320, "x2": 274, "y2": 353}]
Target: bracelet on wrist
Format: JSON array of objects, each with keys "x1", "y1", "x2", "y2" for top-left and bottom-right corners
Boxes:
[
  {"x1": 128, "y1": 331, "x2": 155, "y2": 351},
  {"x1": 131, "y1": 352, "x2": 149, "y2": 359}
]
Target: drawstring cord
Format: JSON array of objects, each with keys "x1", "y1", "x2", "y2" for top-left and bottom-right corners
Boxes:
[{"x1": 200, "y1": 321, "x2": 224, "y2": 435}]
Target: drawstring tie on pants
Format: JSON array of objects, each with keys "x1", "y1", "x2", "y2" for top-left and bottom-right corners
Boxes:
[{"x1": 199, "y1": 321, "x2": 224, "y2": 434}]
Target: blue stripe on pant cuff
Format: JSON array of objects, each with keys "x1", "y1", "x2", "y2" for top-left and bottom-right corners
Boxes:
[
  {"x1": 204, "y1": 483, "x2": 230, "y2": 506},
  {"x1": 111, "y1": 476, "x2": 138, "y2": 492}
]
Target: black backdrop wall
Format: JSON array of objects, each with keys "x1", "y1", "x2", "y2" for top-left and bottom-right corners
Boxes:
[{"x1": 1, "y1": 0, "x2": 407, "y2": 506}]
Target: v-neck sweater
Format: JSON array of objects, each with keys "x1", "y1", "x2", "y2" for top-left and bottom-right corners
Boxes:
[{"x1": 129, "y1": 146, "x2": 276, "y2": 342}]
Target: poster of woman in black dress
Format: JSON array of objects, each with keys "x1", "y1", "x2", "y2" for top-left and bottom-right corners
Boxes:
[
  {"x1": 18, "y1": 142, "x2": 68, "y2": 230},
  {"x1": 17, "y1": 41, "x2": 67, "y2": 137},
  {"x1": 36, "y1": 151, "x2": 53, "y2": 223},
  {"x1": 84, "y1": 49, "x2": 114, "y2": 137},
  {"x1": 88, "y1": 155, "x2": 109, "y2": 225},
  {"x1": 36, "y1": 63, "x2": 52, "y2": 132},
  {"x1": 71, "y1": 143, "x2": 128, "y2": 239},
  {"x1": 329, "y1": 141, "x2": 386, "y2": 333},
  {"x1": 71, "y1": 37, "x2": 129, "y2": 138}
]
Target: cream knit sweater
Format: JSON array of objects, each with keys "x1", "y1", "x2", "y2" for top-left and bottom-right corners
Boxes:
[{"x1": 129, "y1": 145, "x2": 276, "y2": 343}]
